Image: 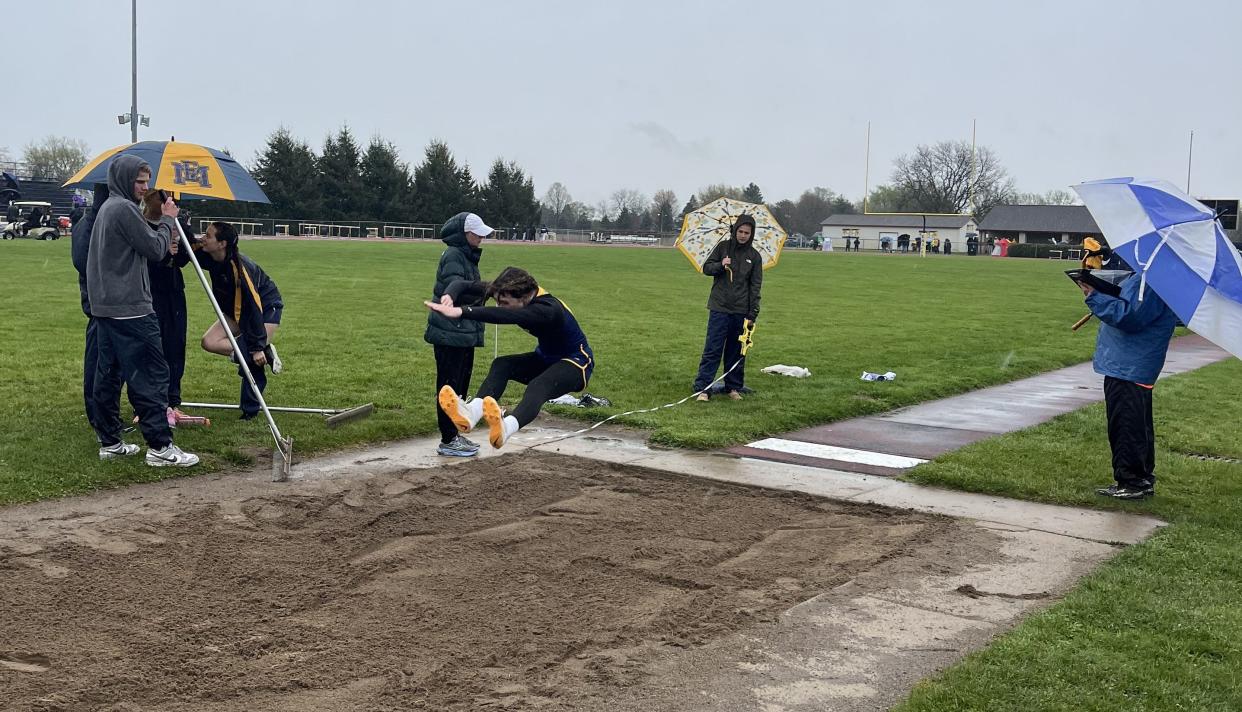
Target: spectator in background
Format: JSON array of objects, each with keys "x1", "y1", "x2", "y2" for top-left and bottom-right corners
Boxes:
[
  {"x1": 944, "y1": 237, "x2": 952, "y2": 255},
  {"x1": 853, "y1": 236, "x2": 861, "y2": 251},
  {"x1": 22, "y1": 205, "x2": 44, "y2": 236},
  {"x1": 69, "y1": 194, "x2": 85, "y2": 226},
  {"x1": 86, "y1": 155, "x2": 199, "y2": 467}
]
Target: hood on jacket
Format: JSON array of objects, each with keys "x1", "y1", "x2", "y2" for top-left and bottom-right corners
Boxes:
[
  {"x1": 440, "y1": 211, "x2": 482, "y2": 262},
  {"x1": 728, "y1": 213, "x2": 758, "y2": 251},
  {"x1": 106, "y1": 154, "x2": 151, "y2": 205},
  {"x1": 440, "y1": 212, "x2": 469, "y2": 246}
]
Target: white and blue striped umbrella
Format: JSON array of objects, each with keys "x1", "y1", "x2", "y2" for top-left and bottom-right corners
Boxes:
[{"x1": 1074, "y1": 177, "x2": 1242, "y2": 360}]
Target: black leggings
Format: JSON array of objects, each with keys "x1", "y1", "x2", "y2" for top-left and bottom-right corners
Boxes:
[
  {"x1": 476, "y1": 353, "x2": 586, "y2": 427},
  {"x1": 434, "y1": 345, "x2": 475, "y2": 443}
]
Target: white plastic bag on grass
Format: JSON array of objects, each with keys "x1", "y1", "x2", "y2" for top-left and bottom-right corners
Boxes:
[{"x1": 762, "y1": 364, "x2": 812, "y2": 378}]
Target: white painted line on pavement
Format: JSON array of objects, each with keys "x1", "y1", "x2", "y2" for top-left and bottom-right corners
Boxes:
[{"x1": 746, "y1": 438, "x2": 927, "y2": 469}]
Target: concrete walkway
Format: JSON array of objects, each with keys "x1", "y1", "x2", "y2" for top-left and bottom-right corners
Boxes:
[{"x1": 729, "y1": 334, "x2": 1229, "y2": 476}]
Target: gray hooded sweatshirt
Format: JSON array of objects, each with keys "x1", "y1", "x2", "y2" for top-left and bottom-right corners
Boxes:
[{"x1": 86, "y1": 155, "x2": 177, "y2": 318}]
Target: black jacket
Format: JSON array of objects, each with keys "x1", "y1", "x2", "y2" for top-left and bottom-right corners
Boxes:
[
  {"x1": 702, "y1": 237, "x2": 763, "y2": 320},
  {"x1": 205, "y1": 252, "x2": 281, "y2": 351},
  {"x1": 446, "y1": 281, "x2": 594, "y2": 374},
  {"x1": 147, "y1": 217, "x2": 195, "y2": 298},
  {"x1": 71, "y1": 205, "x2": 98, "y2": 316},
  {"x1": 424, "y1": 212, "x2": 485, "y2": 348}
]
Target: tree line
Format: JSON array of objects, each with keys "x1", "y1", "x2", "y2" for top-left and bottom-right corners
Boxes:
[
  {"x1": 242, "y1": 127, "x2": 541, "y2": 228},
  {"x1": 8, "y1": 131, "x2": 1083, "y2": 233}
]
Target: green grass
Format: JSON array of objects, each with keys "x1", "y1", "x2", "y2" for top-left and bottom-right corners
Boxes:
[
  {"x1": 3, "y1": 239, "x2": 1242, "y2": 709},
  {"x1": 894, "y1": 359, "x2": 1242, "y2": 711},
  {"x1": 0, "y1": 240, "x2": 1096, "y2": 503}
]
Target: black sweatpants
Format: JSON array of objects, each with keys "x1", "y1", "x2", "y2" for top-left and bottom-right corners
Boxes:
[
  {"x1": 83, "y1": 316, "x2": 122, "y2": 439},
  {"x1": 1104, "y1": 376, "x2": 1156, "y2": 488},
  {"x1": 476, "y1": 353, "x2": 585, "y2": 427},
  {"x1": 434, "y1": 345, "x2": 475, "y2": 443},
  {"x1": 92, "y1": 315, "x2": 172, "y2": 449},
  {"x1": 152, "y1": 289, "x2": 187, "y2": 407}
]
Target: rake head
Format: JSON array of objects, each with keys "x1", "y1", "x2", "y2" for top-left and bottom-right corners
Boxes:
[{"x1": 325, "y1": 403, "x2": 375, "y2": 429}]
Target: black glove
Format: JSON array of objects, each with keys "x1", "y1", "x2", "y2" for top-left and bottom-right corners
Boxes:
[{"x1": 746, "y1": 313, "x2": 758, "y2": 324}]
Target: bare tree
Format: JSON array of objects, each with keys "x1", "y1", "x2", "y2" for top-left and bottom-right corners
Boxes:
[
  {"x1": 650, "y1": 188, "x2": 678, "y2": 232},
  {"x1": 596, "y1": 199, "x2": 613, "y2": 224},
  {"x1": 696, "y1": 183, "x2": 744, "y2": 203},
  {"x1": 542, "y1": 182, "x2": 572, "y2": 226},
  {"x1": 609, "y1": 188, "x2": 648, "y2": 217},
  {"x1": 23, "y1": 136, "x2": 91, "y2": 181},
  {"x1": 891, "y1": 141, "x2": 1014, "y2": 218}
]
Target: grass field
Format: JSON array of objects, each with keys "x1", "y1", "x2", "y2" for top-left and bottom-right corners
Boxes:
[
  {"x1": 895, "y1": 358, "x2": 1242, "y2": 712},
  {"x1": 0, "y1": 239, "x2": 1095, "y2": 503},
  {"x1": 2, "y1": 238, "x2": 1241, "y2": 709}
]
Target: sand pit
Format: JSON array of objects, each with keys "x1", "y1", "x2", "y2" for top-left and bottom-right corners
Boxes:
[{"x1": 0, "y1": 451, "x2": 987, "y2": 711}]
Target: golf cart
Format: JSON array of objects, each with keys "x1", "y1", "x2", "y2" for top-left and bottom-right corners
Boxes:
[{"x1": 2, "y1": 201, "x2": 60, "y2": 240}]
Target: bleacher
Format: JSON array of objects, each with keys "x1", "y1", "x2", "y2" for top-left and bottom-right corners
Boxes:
[{"x1": 7, "y1": 179, "x2": 79, "y2": 219}]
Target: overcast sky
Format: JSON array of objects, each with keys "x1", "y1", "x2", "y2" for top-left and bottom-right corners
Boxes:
[{"x1": 10, "y1": 0, "x2": 1241, "y2": 207}]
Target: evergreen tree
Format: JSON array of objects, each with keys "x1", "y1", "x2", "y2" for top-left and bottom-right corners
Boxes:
[
  {"x1": 742, "y1": 182, "x2": 765, "y2": 204},
  {"x1": 360, "y1": 137, "x2": 414, "y2": 222},
  {"x1": 250, "y1": 127, "x2": 321, "y2": 218},
  {"x1": 676, "y1": 194, "x2": 700, "y2": 229},
  {"x1": 479, "y1": 159, "x2": 540, "y2": 227},
  {"x1": 412, "y1": 141, "x2": 477, "y2": 225},
  {"x1": 317, "y1": 126, "x2": 365, "y2": 220}
]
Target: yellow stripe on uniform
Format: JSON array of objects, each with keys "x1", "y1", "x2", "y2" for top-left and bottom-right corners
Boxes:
[
  {"x1": 560, "y1": 344, "x2": 593, "y2": 391},
  {"x1": 231, "y1": 260, "x2": 264, "y2": 322}
]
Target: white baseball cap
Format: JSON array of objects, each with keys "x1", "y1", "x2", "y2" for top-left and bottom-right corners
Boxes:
[{"x1": 463, "y1": 213, "x2": 494, "y2": 237}]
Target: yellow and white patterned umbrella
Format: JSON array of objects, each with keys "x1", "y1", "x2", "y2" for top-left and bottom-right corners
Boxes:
[{"x1": 675, "y1": 197, "x2": 787, "y2": 272}]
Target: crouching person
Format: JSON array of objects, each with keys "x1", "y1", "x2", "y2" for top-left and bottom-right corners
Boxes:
[
  {"x1": 199, "y1": 222, "x2": 284, "y2": 420},
  {"x1": 426, "y1": 267, "x2": 594, "y2": 449},
  {"x1": 86, "y1": 155, "x2": 198, "y2": 466}
]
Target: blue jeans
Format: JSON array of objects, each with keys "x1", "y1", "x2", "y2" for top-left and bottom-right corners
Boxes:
[{"x1": 693, "y1": 310, "x2": 746, "y2": 393}]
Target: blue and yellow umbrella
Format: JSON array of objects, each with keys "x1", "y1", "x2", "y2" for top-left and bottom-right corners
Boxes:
[{"x1": 63, "y1": 140, "x2": 269, "y2": 203}]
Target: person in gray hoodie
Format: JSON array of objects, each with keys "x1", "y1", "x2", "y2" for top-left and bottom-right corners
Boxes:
[{"x1": 86, "y1": 154, "x2": 199, "y2": 467}]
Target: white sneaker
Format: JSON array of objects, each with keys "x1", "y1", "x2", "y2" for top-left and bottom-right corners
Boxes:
[
  {"x1": 145, "y1": 444, "x2": 200, "y2": 467},
  {"x1": 482, "y1": 397, "x2": 520, "y2": 448},
  {"x1": 439, "y1": 385, "x2": 483, "y2": 433},
  {"x1": 99, "y1": 441, "x2": 140, "y2": 460}
]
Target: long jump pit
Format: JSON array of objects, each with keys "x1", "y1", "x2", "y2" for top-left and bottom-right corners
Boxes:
[{"x1": 0, "y1": 427, "x2": 1160, "y2": 712}]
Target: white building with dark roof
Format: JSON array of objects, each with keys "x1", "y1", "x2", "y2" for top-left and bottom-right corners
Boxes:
[
  {"x1": 977, "y1": 205, "x2": 1100, "y2": 245},
  {"x1": 820, "y1": 214, "x2": 976, "y2": 251}
]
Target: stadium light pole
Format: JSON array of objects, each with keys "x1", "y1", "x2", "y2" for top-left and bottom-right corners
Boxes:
[{"x1": 130, "y1": 0, "x2": 137, "y2": 143}]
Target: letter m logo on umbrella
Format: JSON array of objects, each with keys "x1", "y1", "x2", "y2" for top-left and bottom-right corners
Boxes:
[{"x1": 172, "y1": 160, "x2": 213, "y2": 188}]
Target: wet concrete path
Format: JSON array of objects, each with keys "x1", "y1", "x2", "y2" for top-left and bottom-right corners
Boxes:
[{"x1": 729, "y1": 334, "x2": 1229, "y2": 476}]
